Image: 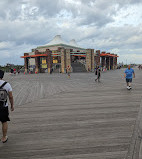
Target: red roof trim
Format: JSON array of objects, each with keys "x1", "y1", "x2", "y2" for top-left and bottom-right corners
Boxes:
[
  {"x1": 100, "y1": 53, "x2": 118, "y2": 57},
  {"x1": 21, "y1": 54, "x2": 48, "y2": 58}
]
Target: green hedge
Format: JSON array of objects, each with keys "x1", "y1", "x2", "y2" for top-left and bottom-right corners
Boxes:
[{"x1": 0, "y1": 65, "x2": 24, "y2": 72}]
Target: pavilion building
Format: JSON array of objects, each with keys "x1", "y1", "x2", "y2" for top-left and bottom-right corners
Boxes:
[{"x1": 21, "y1": 35, "x2": 118, "y2": 73}]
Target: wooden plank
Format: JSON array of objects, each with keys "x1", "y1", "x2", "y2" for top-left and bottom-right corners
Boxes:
[
  {"x1": 126, "y1": 100, "x2": 142, "y2": 159},
  {"x1": 0, "y1": 68, "x2": 142, "y2": 158}
]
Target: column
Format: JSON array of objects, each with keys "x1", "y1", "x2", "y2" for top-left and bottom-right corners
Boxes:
[
  {"x1": 35, "y1": 57, "x2": 39, "y2": 73},
  {"x1": 91, "y1": 49, "x2": 95, "y2": 72},
  {"x1": 111, "y1": 54, "x2": 115, "y2": 70},
  {"x1": 35, "y1": 50, "x2": 39, "y2": 73},
  {"x1": 86, "y1": 49, "x2": 92, "y2": 71},
  {"x1": 110, "y1": 57, "x2": 113, "y2": 70},
  {"x1": 95, "y1": 50, "x2": 100, "y2": 67},
  {"x1": 114, "y1": 54, "x2": 118, "y2": 69},
  {"x1": 104, "y1": 57, "x2": 106, "y2": 69},
  {"x1": 101, "y1": 56, "x2": 106, "y2": 70},
  {"x1": 24, "y1": 53, "x2": 28, "y2": 73},
  {"x1": 46, "y1": 49, "x2": 52, "y2": 74},
  {"x1": 65, "y1": 49, "x2": 71, "y2": 69},
  {"x1": 61, "y1": 48, "x2": 66, "y2": 73},
  {"x1": 24, "y1": 58, "x2": 27, "y2": 73},
  {"x1": 106, "y1": 57, "x2": 110, "y2": 70},
  {"x1": 24, "y1": 58, "x2": 28, "y2": 73},
  {"x1": 113, "y1": 57, "x2": 115, "y2": 69}
]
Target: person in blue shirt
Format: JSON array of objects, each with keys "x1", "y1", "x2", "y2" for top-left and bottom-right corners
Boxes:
[{"x1": 124, "y1": 65, "x2": 135, "y2": 90}]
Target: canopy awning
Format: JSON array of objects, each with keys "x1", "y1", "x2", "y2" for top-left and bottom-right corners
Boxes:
[
  {"x1": 21, "y1": 54, "x2": 48, "y2": 58},
  {"x1": 100, "y1": 53, "x2": 119, "y2": 57}
]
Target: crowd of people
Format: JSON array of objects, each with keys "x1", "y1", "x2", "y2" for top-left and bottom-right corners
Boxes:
[{"x1": 10, "y1": 68, "x2": 20, "y2": 75}]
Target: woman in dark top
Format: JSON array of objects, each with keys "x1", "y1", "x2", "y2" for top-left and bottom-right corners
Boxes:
[{"x1": 95, "y1": 67, "x2": 101, "y2": 82}]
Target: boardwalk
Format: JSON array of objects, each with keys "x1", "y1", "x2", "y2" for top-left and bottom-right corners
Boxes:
[{"x1": 0, "y1": 68, "x2": 142, "y2": 159}]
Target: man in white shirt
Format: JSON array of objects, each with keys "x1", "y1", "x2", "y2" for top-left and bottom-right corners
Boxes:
[{"x1": 0, "y1": 70, "x2": 14, "y2": 143}]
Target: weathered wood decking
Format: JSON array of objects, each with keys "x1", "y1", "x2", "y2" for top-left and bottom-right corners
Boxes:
[{"x1": 0, "y1": 68, "x2": 142, "y2": 159}]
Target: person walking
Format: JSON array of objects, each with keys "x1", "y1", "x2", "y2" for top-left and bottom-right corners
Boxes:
[
  {"x1": 0, "y1": 70, "x2": 14, "y2": 143},
  {"x1": 10, "y1": 68, "x2": 14, "y2": 75},
  {"x1": 13, "y1": 68, "x2": 16, "y2": 75},
  {"x1": 67, "y1": 66, "x2": 71, "y2": 78},
  {"x1": 95, "y1": 66, "x2": 101, "y2": 82},
  {"x1": 17, "y1": 69, "x2": 20, "y2": 74},
  {"x1": 124, "y1": 65, "x2": 135, "y2": 90}
]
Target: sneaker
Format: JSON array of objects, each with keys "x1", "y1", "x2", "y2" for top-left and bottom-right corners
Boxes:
[
  {"x1": 129, "y1": 86, "x2": 132, "y2": 89},
  {"x1": 127, "y1": 86, "x2": 129, "y2": 89}
]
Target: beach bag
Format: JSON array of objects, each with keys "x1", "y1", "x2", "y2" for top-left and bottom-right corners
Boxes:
[{"x1": 0, "y1": 82, "x2": 8, "y2": 107}]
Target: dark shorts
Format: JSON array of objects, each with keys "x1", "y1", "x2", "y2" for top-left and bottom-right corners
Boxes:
[
  {"x1": 0, "y1": 106, "x2": 10, "y2": 123},
  {"x1": 126, "y1": 78, "x2": 132, "y2": 83}
]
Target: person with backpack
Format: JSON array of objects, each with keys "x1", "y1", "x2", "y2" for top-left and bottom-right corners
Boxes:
[{"x1": 0, "y1": 70, "x2": 14, "y2": 143}]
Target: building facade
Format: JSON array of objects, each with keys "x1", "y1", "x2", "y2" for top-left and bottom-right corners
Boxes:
[{"x1": 21, "y1": 35, "x2": 118, "y2": 73}]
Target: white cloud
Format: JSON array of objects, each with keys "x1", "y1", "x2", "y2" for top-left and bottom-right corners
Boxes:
[
  {"x1": 118, "y1": 53, "x2": 142, "y2": 64},
  {"x1": 0, "y1": 41, "x2": 15, "y2": 49},
  {"x1": 0, "y1": 42, "x2": 36, "y2": 65},
  {"x1": 110, "y1": 4, "x2": 142, "y2": 27},
  {"x1": 0, "y1": 0, "x2": 142, "y2": 65}
]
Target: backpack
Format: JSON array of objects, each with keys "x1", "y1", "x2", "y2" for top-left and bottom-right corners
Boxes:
[{"x1": 0, "y1": 82, "x2": 8, "y2": 107}]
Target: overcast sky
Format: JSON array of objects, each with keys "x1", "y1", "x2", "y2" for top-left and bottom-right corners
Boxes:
[{"x1": 0, "y1": 0, "x2": 142, "y2": 65}]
